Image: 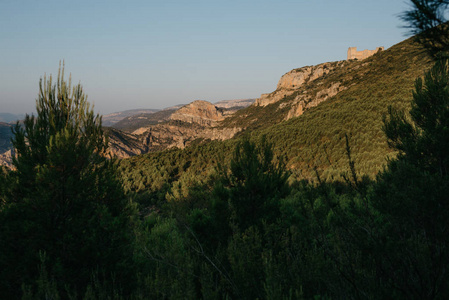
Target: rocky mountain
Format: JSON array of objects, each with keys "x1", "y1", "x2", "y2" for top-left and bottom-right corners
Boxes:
[
  {"x1": 0, "y1": 98, "x2": 253, "y2": 166},
  {"x1": 104, "y1": 99, "x2": 256, "y2": 159},
  {"x1": 107, "y1": 100, "x2": 243, "y2": 158}
]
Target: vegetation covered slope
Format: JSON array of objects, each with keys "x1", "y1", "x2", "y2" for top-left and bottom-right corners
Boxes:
[
  {"x1": 119, "y1": 37, "x2": 433, "y2": 196},
  {"x1": 256, "y1": 37, "x2": 432, "y2": 180}
]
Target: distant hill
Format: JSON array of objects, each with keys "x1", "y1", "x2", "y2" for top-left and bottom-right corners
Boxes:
[
  {"x1": 102, "y1": 109, "x2": 160, "y2": 127},
  {"x1": 0, "y1": 123, "x2": 13, "y2": 152},
  {"x1": 0, "y1": 113, "x2": 25, "y2": 124},
  {"x1": 214, "y1": 98, "x2": 255, "y2": 109},
  {"x1": 112, "y1": 108, "x2": 178, "y2": 132}
]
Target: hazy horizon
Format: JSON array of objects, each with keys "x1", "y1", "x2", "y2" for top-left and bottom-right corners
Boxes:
[{"x1": 1, "y1": 0, "x2": 411, "y2": 115}]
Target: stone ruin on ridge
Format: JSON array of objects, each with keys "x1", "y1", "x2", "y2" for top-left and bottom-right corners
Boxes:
[{"x1": 347, "y1": 46, "x2": 384, "y2": 60}]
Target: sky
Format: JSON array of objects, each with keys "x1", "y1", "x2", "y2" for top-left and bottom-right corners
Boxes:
[{"x1": 0, "y1": 0, "x2": 412, "y2": 115}]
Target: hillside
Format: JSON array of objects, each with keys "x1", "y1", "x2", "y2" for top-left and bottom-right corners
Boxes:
[{"x1": 118, "y1": 36, "x2": 433, "y2": 196}]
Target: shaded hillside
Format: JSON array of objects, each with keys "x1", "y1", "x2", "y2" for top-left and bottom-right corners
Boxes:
[
  {"x1": 0, "y1": 123, "x2": 14, "y2": 168},
  {"x1": 119, "y1": 36, "x2": 433, "y2": 195},
  {"x1": 0, "y1": 123, "x2": 13, "y2": 153}
]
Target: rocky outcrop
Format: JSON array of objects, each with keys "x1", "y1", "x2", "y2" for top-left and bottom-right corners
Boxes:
[
  {"x1": 170, "y1": 100, "x2": 225, "y2": 126},
  {"x1": 255, "y1": 61, "x2": 348, "y2": 107}
]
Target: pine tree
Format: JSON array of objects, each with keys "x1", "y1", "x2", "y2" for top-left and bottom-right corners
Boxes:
[
  {"x1": 0, "y1": 63, "x2": 134, "y2": 298},
  {"x1": 371, "y1": 59, "x2": 449, "y2": 298},
  {"x1": 220, "y1": 136, "x2": 289, "y2": 230}
]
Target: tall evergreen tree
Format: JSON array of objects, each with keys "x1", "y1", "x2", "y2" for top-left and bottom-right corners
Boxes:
[
  {"x1": 219, "y1": 136, "x2": 289, "y2": 230},
  {"x1": 0, "y1": 63, "x2": 134, "y2": 298}
]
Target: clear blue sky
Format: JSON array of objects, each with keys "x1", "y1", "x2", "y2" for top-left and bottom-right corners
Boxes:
[{"x1": 1, "y1": 0, "x2": 412, "y2": 115}]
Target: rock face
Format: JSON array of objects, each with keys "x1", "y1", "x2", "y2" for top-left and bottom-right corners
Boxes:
[
  {"x1": 170, "y1": 100, "x2": 225, "y2": 126},
  {"x1": 255, "y1": 61, "x2": 347, "y2": 107}
]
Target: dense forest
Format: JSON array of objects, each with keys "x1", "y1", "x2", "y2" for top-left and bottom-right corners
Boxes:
[{"x1": 1, "y1": 2, "x2": 449, "y2": 299}]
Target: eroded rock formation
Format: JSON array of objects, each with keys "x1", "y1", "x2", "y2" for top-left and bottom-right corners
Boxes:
[{"x1": 170, "y1": 100, "x2": 225, "y2": 126}]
